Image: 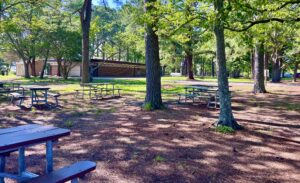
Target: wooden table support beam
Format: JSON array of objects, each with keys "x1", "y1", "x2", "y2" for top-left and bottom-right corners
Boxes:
[
  {"x1": 46, "y1": 141, "x2": 53, "y2": 174},
  {"x1": 0, "y1": 156, "x2": 5, "y2": 183}
]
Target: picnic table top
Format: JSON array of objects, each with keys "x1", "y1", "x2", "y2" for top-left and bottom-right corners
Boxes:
[
  {"x1": 81, "y1": 82, "x2": 114, "y2": 86},
  {"x1": 184, "y1": 85, "x2": 219, "y2": 91},
  {"x1": 22, "y1": 85, "x2": 50, "y2": 90},
  {"x1": 0, "y1": 124, "x2": 70, "y2": 152}
]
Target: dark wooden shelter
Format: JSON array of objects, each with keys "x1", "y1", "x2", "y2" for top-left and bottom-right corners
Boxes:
[{"x1": 90, "y1": 59, "x2": 146, "y2": 77}]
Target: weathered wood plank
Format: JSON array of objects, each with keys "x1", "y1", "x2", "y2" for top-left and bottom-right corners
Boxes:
[
  {"x1": 0, "y1": 128, "x2": 70, "y2": 151},
  {"x1": 0, "y1": 125, "x2": 40, "y2": 135},
  {"x1": 29, "y1": 161, "x2": 96, "y2": 183},
  {"x1": 0, "y1": 126, "x2": 58, "y2": 138}
]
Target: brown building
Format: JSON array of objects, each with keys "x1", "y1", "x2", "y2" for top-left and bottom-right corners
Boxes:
[
  {"x1": 16, "y1": 59, "x2": 146, "y2": 77},
  {"x1": 91, "y1": 59, "x2": 146, "y2": 77}
]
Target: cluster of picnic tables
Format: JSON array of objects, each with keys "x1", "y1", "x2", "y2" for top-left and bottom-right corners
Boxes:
[{"x1": 0, "y1": 81, "x2": 122, "y2": 108}]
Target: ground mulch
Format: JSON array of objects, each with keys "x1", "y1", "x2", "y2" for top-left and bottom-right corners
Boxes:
[{"x1": 0, "y1": 82, "x2": 300, "y2": 183}]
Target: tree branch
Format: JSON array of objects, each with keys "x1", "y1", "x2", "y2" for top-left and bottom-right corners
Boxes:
[
  {"x1": 224, "y1": 17, "x2": 300, "y2": 32},
  {"x1": 231, "y1": 0, "x2": 300, "y2": 13}
]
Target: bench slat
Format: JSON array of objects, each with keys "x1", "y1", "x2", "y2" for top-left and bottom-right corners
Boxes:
[{"x1": 28, "y1": 161, "x2": 96, "y2": 183}]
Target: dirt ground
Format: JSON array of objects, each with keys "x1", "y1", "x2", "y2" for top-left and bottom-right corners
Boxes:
[{"x1": 0, "y1": 82, "x2": 300, "y2": 183}]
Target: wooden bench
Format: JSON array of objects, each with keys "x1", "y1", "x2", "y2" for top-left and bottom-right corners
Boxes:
[
  {"x1": 100, "y1": 88, "x2": 121, "y2": 97},
  {"x1": 9, "y1": 92, "x2": 26, "y2": 106},
  {"x1": 28, "y1": 161, "x2": 96, "y2": 183},
  {"x1": 47, "y1": 92, "x2": 61, "y2": 107},
  {"x1": 177, "y1": 93, "x2": 199, "y2": 103}
]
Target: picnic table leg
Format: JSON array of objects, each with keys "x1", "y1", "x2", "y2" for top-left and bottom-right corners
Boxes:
[
  {"x1": 0, "y1": 155, "x2": 5, "y2": 183},
  {"x1": 192, "y1": 88, "x2": 195, "y2": 103},
  {"x1": 71, "y1": 178, "x2": 79, "y2": 183},
  {"x1": 89, "y1": 86, "x2": 91, "y2": 99},
  {"x1": 18, "y1": 147, "x2": 26, "y2": 183},
  {"x1": 185, "y1": 88, "x2": 187, "y2": 103},
  {"x1": 46, "y1": 141, "x2": 53, "y2": 173},
  {"x1": 45, "y1": 90, "x2": 48, "y2": 106},
  {"x1": 31, "y1": 90, "x2": 34, "y2": 107}
]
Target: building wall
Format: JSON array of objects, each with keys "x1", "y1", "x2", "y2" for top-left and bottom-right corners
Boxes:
[
  {"x1": 69, "y1": 65, "x2": 81, "y2": 77},
  {"x1": 97, "y1": 65, "x2": 146, "y2": 77},
  {"x1": 16, "y1": 61, "x2": 44, "y2": 76}
]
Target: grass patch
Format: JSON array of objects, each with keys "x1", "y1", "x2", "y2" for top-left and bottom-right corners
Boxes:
[
  {"x1": 143, "y1": 102, "x2": 152, "y2": 111},
  {"x1": 154, "y1": 155, "x2": 166, "y2": 162},
  {"x1": 215, "y1": 125, "x2": 235, "y2": 134},
  {"x1": 64, "y1": 119, "x2": 74, "y2": 128}
]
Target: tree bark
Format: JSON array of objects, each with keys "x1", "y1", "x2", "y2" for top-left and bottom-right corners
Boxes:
[
  {"x1": 264, "y1": 51, "x2": 270, "y2": 81},
  {"x1": 144, "y1": 0, "x2": 163, "y2": 109},
  {"x1": 271, "y1": 49, "x2": 282, "y2": 82},
  {"x1": 57, "y1": 58, "x2": 62, "y2": 76},
  {"x1": 23, "y1": 60, "x2": 30, "y2": 78},
  {"x1": 185, "y1": 50, "x2": 194, "y2": 80},
  {"x1": 253, "y1": 42, "x2": 267, "y2": 93},
  {"x1": 30, "y1": 57, "x2": 36, "y2": 77},
  {"x1": 211, "y1": 60, "x2": 215, "y2": 77},
  {"x1": 80, "y1": 0, "x2": 92, "y2": 83},
  {"x1": 213, "y1": 0, "x2": 241, "y2": 130},
  {"x1": 40, "y1": 49, "x2": 50, "y2": 79},
  {"x1": 293, "y1": 62, "x2": 298, "y2": 82}
]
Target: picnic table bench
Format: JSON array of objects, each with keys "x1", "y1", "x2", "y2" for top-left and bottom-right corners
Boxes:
[
  {"x1": 28, "y1": 161, "x2": 96, "y2": 183},
  {"x1": 9, "y1": 92, "x2": 26, "y2": 106},
  {"x1": 0, "y1": 124, "x2": 96, "y2": 183}
]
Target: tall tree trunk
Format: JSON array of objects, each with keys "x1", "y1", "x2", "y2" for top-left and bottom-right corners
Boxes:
[
  {"x1": 213, "y1": 0, "x2": 241, "y2": 130},
  {"x1": 211, "y1": 60, "x2": 215, "y2": 77},
  {"x1": 271, "y1": 49, "x2": 282, "y2": 82},
  {"x1": 30, "y1": 57, "x2": 36, "y2": 77},
  {"x1": 264, "y1": 51, "x2": 270, "y2": 81},
  {"x1": 24, "y1": 60, "x2": 30, "y2": 78},
  {"x1": 251, "y1": 48, "x2": 255, "y2": 79},
  {"x1": 57, "y1": 58, "x2": 62, "y2": 76},
  {"x1": 80, "y1": 0, "x2": 92, "y2": 83},
  {"x1": 118, "y1": 47, "x2": 121, "y2": 61},
  {"x1": 144, "y1": 0, "x2": 163, "y2": 109},
  {"x1": 253, "y1": 42, "x2": 267, "y2": 93},
  {"x1": 126, "y1": 47, "x2": 129, "y2": 61},
  {"x1": 293, "y1": 62, "x2": 298, "y2": 82},
  {"x1": 40, "y1": 49, "x2": 50, "y2": 79},
  {"x1": 185, "y1": 50, "x2": 194, "y2": 80}
]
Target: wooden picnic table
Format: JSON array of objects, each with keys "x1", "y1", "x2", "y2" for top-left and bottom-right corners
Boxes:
[
  {"x1": 22, "y1": 86, "x2": 50, "y2": 107},
  {"x1": 0, "y1": 124, "x2": 70, "y2": 183},
  {"x1": 179, "y1": 85, "x2": 219, "y2": 107},
  {"x1": 76, "y1": 82, "x2": 118, "y2": 99}
]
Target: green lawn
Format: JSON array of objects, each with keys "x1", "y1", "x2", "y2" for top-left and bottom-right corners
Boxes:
[{"x1": 0, "y1": 74, "x2": 256, "y2": 99}]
